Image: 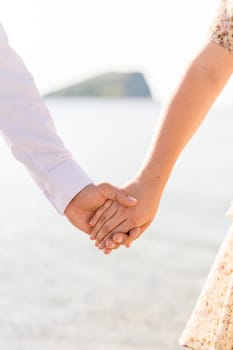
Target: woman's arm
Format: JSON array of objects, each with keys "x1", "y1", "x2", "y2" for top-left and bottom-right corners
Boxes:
[
  {"x1": 89, "y1": 40, "x2": 233, "y2": 254},
  {"x1": 139, "y1": 40, "x2": 233, "y2": 193}
]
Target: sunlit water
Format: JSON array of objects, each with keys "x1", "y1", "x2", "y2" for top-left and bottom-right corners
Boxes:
[{"x1": 0, "y1": 98, "x2": 233, "y2": 350}]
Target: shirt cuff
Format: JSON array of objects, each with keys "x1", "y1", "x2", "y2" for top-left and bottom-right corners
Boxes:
[{"x1": 42, "y1": 158, "x2": 93, "y2": 215}]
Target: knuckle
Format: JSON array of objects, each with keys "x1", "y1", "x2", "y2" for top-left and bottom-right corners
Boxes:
[
  {"x1": 99, "y1": 181, "x2": 108, "y2": 188},
  {"x1": 114, "y1": 232, "x2": 121, "y2": 240},
  {"x1": 102, "y1": 239, "x2": 109, "y2": 246},
  {"x1": 103, "y1": 224, "x2": 110, "y2": 233},
  {"x1": 96, "y1": 210, "x2": 102, "y2": 218},
  {"x1": 96, "y1": 182, "x2": 107, "y2": 191},
  {"x1": 101, "y1": 214, "x2": 107, "y2": 222}
]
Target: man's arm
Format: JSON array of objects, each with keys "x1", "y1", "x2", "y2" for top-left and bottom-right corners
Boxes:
[
  {"x1": 0, "y1": 24, "x2": 92, "y2": 215},
  {"x1": 0, "y1": 24, "x2": 138, "y2": 241}
]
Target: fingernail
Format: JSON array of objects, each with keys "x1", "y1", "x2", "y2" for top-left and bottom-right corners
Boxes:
[
  {"x1": 104, "y1": 250, "x2": 111, "y2": 255},
  {"x1": 115, "y1": 238, "x2": 122, "y2": 243},
  {"x1": 128, "y1": 195, "x2": 136, "y2": 201}
]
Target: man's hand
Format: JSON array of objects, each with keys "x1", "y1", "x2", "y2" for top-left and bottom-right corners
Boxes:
[{"x1": 64, "y1": 183, "x2": 137, "y2": 242}]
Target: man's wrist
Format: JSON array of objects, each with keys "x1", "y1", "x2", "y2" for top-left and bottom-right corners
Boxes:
[
  {"x1": 43, "y1": 159, "x2": 93, "y2": 215},
  {"x1": 64, "y1": 183, "x2": 97, "y2": 214}
]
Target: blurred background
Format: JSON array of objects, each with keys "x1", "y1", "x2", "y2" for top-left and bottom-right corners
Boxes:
[{"x1": 1, "y1": 1, "x2": 233, "y2": 349}]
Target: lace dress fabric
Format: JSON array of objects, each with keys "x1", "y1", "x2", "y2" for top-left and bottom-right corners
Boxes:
[
  {"x1": 178, "y1": 2, "x2": 233, "y2": 349},
  {"x1": 208, "y1": 0, "x2": 233, "y2": 54},
  {"x1": 179, "y1": 203, "x2": 233, "y2": 350}
]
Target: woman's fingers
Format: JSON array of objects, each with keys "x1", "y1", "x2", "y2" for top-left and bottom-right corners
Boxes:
[
  {"x1": 111, "y1": 227, "x2": 141, "y2": 247},
  {"x1": 98, "y1": 226, "x2": 141, "y2": 250},
  {"x1": 101, "y1": 226, "x2": 142, "y2": 254},
  {"x1": 90, "y1": 199, "x2": 113, "y2": 227},
  {"x1": 98, "y1": 233, "x2": 128, "y2": 250},
  {"x1": 90, "y1": 201, "x2": 120, "y2": 240},
  {"x1": 96, "y1": 219, "x2": 132, "y2": 248},
  {"x1": 128, "y1": 227, "x2": 141, "y2": 240},
  {"x1": 112, "y1": 232, "x2": 130, "y2": 245},
  {"x1": 99, "y1": 240, "x2": 121, "y2": 255},
  {"x1": 105, "y1": 238, "x2": 117, "y2": 249},
  {"x1": 103, "y1": 247, "x2": 113, "y2": 255},
  {"x1": 103, "y1": 234, "x2": 129, "y2": 250},
  {"x1": 110, "y1": 232, "x2": 131, "y2": 247},
  {"x1": 105, "y1": 240, "x2": 120, "y2": 251},
  {"x1": 124, "y1": 227, "x2": 141, "y2": 248}
]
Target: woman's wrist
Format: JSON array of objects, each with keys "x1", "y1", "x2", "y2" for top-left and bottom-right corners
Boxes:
[
  {"x1": 137, "y1": 165, "x2": 167, "y2": 195},
  {"x1": 127, "y1": 170, "x2": 165, "y2": 205}
]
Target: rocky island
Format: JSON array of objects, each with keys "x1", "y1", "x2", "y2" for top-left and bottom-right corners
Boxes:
[{"x1": 45, "y1": 72, "x2": 152, "y2": 98}]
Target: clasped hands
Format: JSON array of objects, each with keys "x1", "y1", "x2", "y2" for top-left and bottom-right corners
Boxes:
[{"x1": 64, "y1": 176, "x2": 161, "y2": 254}]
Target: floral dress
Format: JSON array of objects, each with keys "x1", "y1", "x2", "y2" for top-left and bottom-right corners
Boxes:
[
  {"x1": 179, "y1": 204, "x2": 233, "y2": 350},
  {"x1": 209, "y1": 0, "x2": 233, "y2": 55},
  {"x1": 178, "y1": 2, "x2": 233, "y2": 349}
]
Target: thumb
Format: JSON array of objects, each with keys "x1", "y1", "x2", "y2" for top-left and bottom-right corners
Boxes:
[
  {"x1": 97, "y1": 182, "x2": 137, "y2": 207},
  {"x1": 116, "y1": 189, "x2": 137, "y2": 207}
]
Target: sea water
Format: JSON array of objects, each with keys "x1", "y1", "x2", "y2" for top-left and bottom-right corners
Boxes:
[{"x1": 0, "y1": 98, "x2": 232, "y2": 350}]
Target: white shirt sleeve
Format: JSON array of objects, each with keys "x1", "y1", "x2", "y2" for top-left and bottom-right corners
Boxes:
[{"x1": 0, "y1": 23, "x2": 93, "y2": 215}]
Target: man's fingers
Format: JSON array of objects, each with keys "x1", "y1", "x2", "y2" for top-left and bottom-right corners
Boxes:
[
  {"x1": 97, "y1": 219, "x2": 131, "y2": 248},
  {"x1": 95, "y1": 217, "x2": 127, "y2": 245},
  {"x1": 93, "y1": 205, "x2": 127, "y2": 244},
  {"x1": 90, "y1": 201, "x2": 119, "y2": 240},
  {"x1": 89, "y1": 199, "x2": 113, "y2": 227}
]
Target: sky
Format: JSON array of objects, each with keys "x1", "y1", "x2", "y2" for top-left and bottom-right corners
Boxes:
[{"x1": 1, "y1": 0, "x2": 233, "y2": 106}]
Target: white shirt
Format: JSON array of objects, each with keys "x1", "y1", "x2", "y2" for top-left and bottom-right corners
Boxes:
[{"x1": 0, "y1": 23, "x2": 93, "y2": 215}]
